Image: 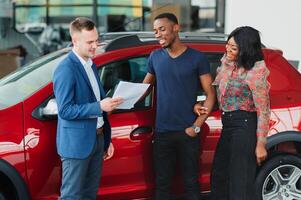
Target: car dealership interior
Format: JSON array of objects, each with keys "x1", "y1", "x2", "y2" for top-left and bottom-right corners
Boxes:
[{"x1": 1, "y1": 0, "x2": 300, "y2": 77}]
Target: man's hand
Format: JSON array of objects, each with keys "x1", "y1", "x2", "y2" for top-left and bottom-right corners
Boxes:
[
  {"x1": 193, "y1": 103, "x2": 209, "y2": 116},
  {"x1": 185, "y1": 127, "x2": 198, "y2": 137},
  {"x1": 100, "y1": 97, "x2": 123, "y2": 112},
  {"x1": 103, "y1": 142, "x2": 114, "y2": 160}
]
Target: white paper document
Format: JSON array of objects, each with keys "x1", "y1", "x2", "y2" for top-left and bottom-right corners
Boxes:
[{"x1": 112, "y1": 81, "x2": 150, "y2": 109}]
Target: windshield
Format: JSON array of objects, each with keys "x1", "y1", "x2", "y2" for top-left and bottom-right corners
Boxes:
[{"x1": 0, "y1": 49, "x2": 69, "y2": 110}]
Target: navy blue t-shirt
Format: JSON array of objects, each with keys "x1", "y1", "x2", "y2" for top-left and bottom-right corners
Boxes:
[{"x1": 147, "y1": 47, "x2": 210, "y2": 132}]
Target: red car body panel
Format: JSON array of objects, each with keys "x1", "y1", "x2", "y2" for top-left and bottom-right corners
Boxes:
[{"x1": 0, "y1": 103, "x2": 26, "y2": 177}]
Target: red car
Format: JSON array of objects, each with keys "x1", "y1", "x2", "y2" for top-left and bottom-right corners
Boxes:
[{"x1": 0, "y1": 32, "x2": 301, "y2": 200}]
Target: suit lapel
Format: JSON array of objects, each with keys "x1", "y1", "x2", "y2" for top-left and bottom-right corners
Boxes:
[
  {"x1": 69, "y1": 51, "x2": 94, "y2": 94},
  {"x1": 69, "y1": 51, "x2": 106, "y2": 100}
]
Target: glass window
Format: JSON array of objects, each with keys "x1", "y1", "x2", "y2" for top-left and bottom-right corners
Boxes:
[
  {"x1": 14, "y1": 0, "x2": 46, "y2": 32},
  {"x1": 99, "y1": 56, "x2": 151, "y2": 109},
  {"x1": 16, "y1": 0, "x2": 46, "y2": 4},
  {"x1": 191, "y1": 0, "x2": 225, "y2": 33},
  {"x1": 13, "y1": 0, "x2": 150, "y2": 35},
  {"x1": 0, "y1": 50, "x2": 68, "y2": 110},
  {"x1": 197, "y1": 52, "x2": 223, "y2": 108},
  {"x1": 15, "y1": 7, "x2": 47, "y2": 32},
  {"x1": 49, "y1": 6, "x2": 93, "y2": 18},
  {"x1": 206, "y1": 53, "x2": 223, "y2": 79}
]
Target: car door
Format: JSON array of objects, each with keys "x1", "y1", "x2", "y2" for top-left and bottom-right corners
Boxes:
[
  {"x1": 97, "y1": 56, "x2": 155, "y2": 200},
  {"x1": 20, "y1": 52, "x2": 68, "y2": 199},
  {"x1": 21, "y1": 50, "x2": 155, "y2": 200},
  {"x1": 23, "y1": 85, "x2": 61, "y2": 199}
]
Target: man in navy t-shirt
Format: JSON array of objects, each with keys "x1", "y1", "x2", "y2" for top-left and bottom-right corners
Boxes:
[{"x1": 143, "y1": 13, "x2": 216, "y2": 200}]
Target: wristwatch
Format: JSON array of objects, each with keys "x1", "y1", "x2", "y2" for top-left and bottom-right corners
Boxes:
[{"x1": 191, "y1": 125, "x2": 201, "y2": 133}]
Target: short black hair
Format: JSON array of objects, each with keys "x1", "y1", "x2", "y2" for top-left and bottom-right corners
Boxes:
[
  {"x1": 154, "y1": 13, "x2": 178, "y2": 24},
  {"x1": 69, "y1": 17, "x2": 95, "y2": 36},
  {"x1": 228, "y1": 26, "x2": 264, "y2": 70}
]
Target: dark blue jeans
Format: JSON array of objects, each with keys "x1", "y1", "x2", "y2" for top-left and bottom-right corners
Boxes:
[
  {"x1": 153, "y1": 131, "x2": 201, "y2": 200},
  {"x1": 210, "y1": 110, "x2": 257, "y2": 200}
]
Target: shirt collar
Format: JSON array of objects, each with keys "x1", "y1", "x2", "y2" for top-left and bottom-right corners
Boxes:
[{"x1": 72, "y1": 49, "x2": 93, "y2": 69}]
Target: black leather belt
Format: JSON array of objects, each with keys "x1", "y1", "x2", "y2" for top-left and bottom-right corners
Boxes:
[{"x1": 96, "y1": 127, "x2": 103, "y2": 135}]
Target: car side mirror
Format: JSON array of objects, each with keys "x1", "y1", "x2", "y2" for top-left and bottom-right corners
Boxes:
[{"x1": 41, "y1": 98, "x2": 58, "y2": 116}]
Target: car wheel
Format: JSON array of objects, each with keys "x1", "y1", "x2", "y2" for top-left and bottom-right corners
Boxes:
[{"x1": 255, "y1": 154, "x2": 301, "y2": 200}]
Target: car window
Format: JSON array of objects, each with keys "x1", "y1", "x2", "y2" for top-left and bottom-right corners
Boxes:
[
  {"x1": 206, "y1": 53, "x2": 223, "y2": 80},
  {"x1": 0, "y1": 50, "x2": 68, "y2": 110},
  {"x1": 197, "y1": 53, "x2": 223, "y2": 109},
  {"x1": 99, "y1": 56, "x2": 152, "y2": 109},
  {"x1": 196, "y1": 52, "x2": 223, "y2": 95}
]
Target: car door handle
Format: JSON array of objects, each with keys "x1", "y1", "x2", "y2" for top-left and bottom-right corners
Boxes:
[{"x1": 130, "y1": 126, "x2": 153, "y2": 140}]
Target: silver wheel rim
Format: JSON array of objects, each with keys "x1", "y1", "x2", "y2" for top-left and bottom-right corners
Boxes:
[{"x1": 262, "y1": 164, "x2": 301, "y2": 200}]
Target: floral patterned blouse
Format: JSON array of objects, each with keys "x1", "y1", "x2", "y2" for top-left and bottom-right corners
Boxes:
[{"x1": 213, "y1": 55, "x2": 271, "y2": 140}]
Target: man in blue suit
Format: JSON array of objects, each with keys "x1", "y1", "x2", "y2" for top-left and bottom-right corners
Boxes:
[{"x1": 53, "y1": 17, "x2": 123, "y2": 200}]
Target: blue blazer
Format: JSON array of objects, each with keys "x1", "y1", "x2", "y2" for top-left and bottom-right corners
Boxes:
[{"x1": 53, "y1": 51, "x2": 111, "y2": 159}]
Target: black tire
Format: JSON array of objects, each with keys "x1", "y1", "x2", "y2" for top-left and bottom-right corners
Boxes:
[
  {"x1": 0, "y1": 185, "x2": 17, "y2": 200},
  {"x1": 255, "y1": 154, "x2": 301, "y2": 200},
  {"x1": 0, "y1": 159, "x2": 31, "y2": 200}
]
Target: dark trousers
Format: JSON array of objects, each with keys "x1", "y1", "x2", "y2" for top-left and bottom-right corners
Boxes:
[
  {"x1": 210, "y1": 110, "x2": 257, "y2": 200},
  {"x1": 59, "y1": 134, "x2": 104, "y2": 200},
  {"x1": 153, "y1": 131, "x2": 201, "y2": 200}
]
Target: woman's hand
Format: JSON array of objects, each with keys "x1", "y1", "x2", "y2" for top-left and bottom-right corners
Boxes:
[
  {"x1": 193, "y1": 103, "x2": 208, "y2": 116},
  {"x1": 255, "y1": 141, "x2": 267, "y2": 166}
]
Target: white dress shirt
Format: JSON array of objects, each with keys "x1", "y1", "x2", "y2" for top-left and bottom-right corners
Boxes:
[{"x1": 73, "y1": 49, "x2": 104, "y2": 128}]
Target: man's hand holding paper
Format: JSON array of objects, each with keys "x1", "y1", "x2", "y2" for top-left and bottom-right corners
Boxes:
[
  {"x1": 100, "y1": 97, "x2": 124, "y2": 112},
  {"x1": 112, "y1": 81, "x2": 150, "y2": 109}
]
